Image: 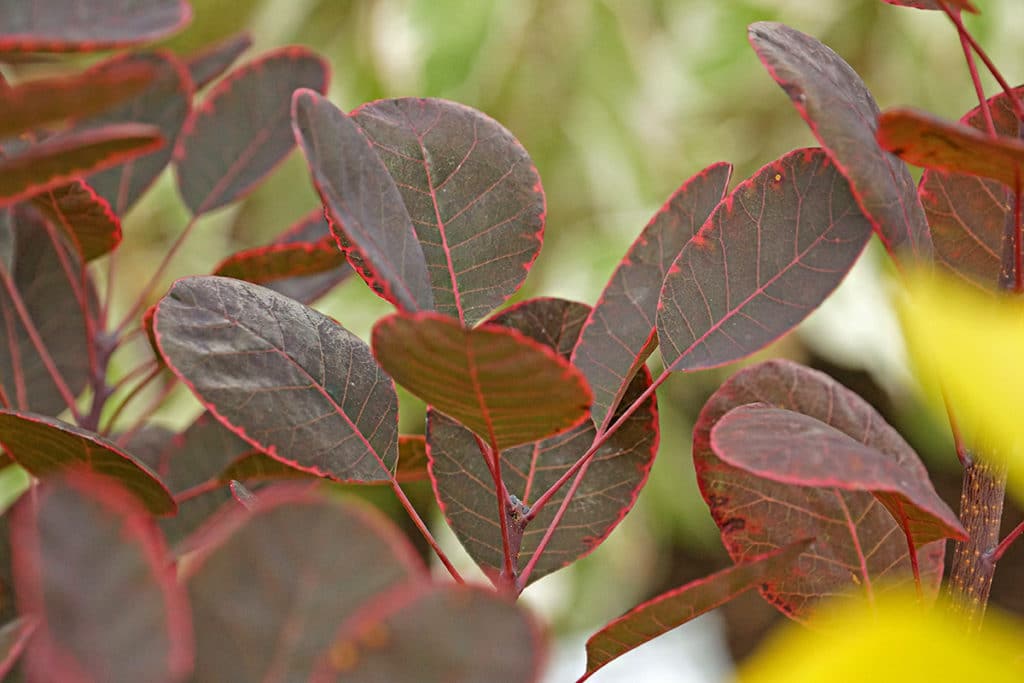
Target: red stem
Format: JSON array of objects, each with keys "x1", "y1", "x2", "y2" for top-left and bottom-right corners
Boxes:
[
  {"x1": 956, "y1": 25, "x2": 995, "y2": 137},
  {"x1": 992, "y1": 521, "x2": 1024, "y2": 563},
  {"x1": 388, "y1": 478, "x2": 464, "y2": 584},
  {"x1": 101, "y1": 363, "x2": 164, "y2": 435}
]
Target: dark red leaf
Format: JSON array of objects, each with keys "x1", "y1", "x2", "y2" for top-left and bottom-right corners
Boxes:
[
  {"x1": 11, "y1": 472, "x2": 191, "y2": 683},
  {"x1": 0, "y1": 411, "x2": 176, "y2": 515},
  {"x1": 0, "y1": 616, "x2": 36, "y2": 679},
  {"x1": 581, "y1": 540, "x2": 810, "y2": 681},
  {"x1": 712, "y1": 405, "x2": 966, "y2": 546},
  {"x1": 0, "y1": 208, "x2": 94, "y2": 414},
  {"x1": 292, "y1": 90, "x2": 434, "y2": 313},
  {"x1": 311, "y1": 584, "x2": 544, "y2": 683},
  {"x1": 920, "y1": 86, "x2": 1024, "y2": 289},
  {"x1": 185, "y1": 486, "x2": 425, "y2": 682},
  {"x1": 0, "y1": 59, "x2": 156, "y2": 139},
  {"x1": 212, "y1": 238, "x2": 345, "y2": 284},
  {"x1": 351, "y1": 98, "x2": 546, "y2": 326},
  {"x1": 749, "y1": 22, "x2": 932, "y2": 262},
  {"x1": 0, "y1": 123, "x2": 163, "y2": 207},
  {"x1": 31, "y1": 180, "x2": 121, "y2": 261},
  {"x1": 572, "y1": 162, "x2": 731, "y2": 428},
  {"x1": 881, "y1": 0, "x2": 978, "y2": 12},
  {"x1": 261, "y1": 208, "x2": 353, "y2": 304},
  {"x1": 693, "y1": 359, "x2": 946, "y2": 618},
  {"x1": 374, "y1": 309, "x2": 591, "y2": 451},
  {"x1": 175, "y1": 47, "x2": 329, "y2": 216},
  {"x1": 427, "y1": 298, "x2": 657, "y2": 584},
  {"x1": 153, "y1": 276, "x2": 399, "y2": 482},
  {"x1": 186, "y1": 32, "x2": 252, "y2": 91},
  {"x1": 657, "y1": 149, "x2": 872, "y2": 373},
  {"x1": 81, "y1": 51, "x2": 193, "y2": 216},
  {"x1": 397, "y1": 434, "x2": 429, "y2": 483},
  {"x1": 0, "y1": 0, "x2": 191, "y2": 52}
]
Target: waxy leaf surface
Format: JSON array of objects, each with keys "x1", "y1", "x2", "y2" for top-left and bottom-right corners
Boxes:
[
  {"x1": 0, "y1": 123, "x2": 163, "y2": 207},
  {"x1": 374, "y1": 310, "x2": 591, "y2": 451},
  {"x1": 187, "y1": 488, "x2": 425, "y2": 682},
  {"x1": 712, "y1": 405, "x2": 965, "y2": 546},
  {"x1": 312, "y1": 584, "x2": 544, "y2": 683},
  {"x1": 352, "y1": 97, "x2": 546, "y2": 325},
  {"x1": 292, "y1": 90, "x2": 433, "y2": 313},
  {"x1": 0, "y1": 0, "x2": 191, "y2": 52},
  {"x1": 428, "y1": 298, "x2": 657, "y2": 584},
  {"x1": 186, "y1": 32, "x2": 252, "y2": 91},
  {"x1": 658, "y1": 149, "x2": 872, "y2": 372},
  {"x1": 11, "y1": 473, "x2": 191, "y2": 683},
  {"x1": 261, "y1": 208, "x2": 353, "y2": 304},
  {"x1": 0, "y1": 411, "x2": 175, "y2": 515},
  {"x1": 573, "y1": 162, "x2": 731, "y2": 428},
  {"x1": 154, "y1": 276, "x2": 399, "y2": 482},
  {"x1": 31, "y1": 180, "x2": 121, "y2": 261},
  {"x1": 581, "y1": 541, "x2": 810, "y2": 681},
  {"x1": 919, "y1": 86, "x2": 1024, "y2": 289},
  {"x1": 881, "y1": 0, "x2": 978, "y2": 11},
  {"x1": 176, "y1": 48, "x2": 329, "y2": 215},
  {"x1": 0, "y1": 616, "x2": 35, "y2": 679},
  {"x1": 694, "y1": 360, "x2": 946, "y2": 618},
  {"x1": 749, "y1": 22, "x2": 931, "y2": 261}
]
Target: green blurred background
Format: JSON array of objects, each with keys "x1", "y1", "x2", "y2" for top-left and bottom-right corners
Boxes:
[{"x1": 95, "y1": 0, "x2": 1024, "y2": 671}]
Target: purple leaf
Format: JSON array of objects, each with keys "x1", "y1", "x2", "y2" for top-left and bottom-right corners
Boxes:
[
  {"x1": 292, "y1": 90, "x2": 434, "y2": 313},
  {"x1": 212, "y1": 237, "x2": 346, "y2": 285},
  {"x1": 175, "y1": 48, "x2": 329, "y2": 216},
  {"x1": 373, "y1": 309, "x2": 591, "y2": 451},
  {"x1": 0, "y1": 410, "x2": 176, "y2": 515},
  {"x1": 572, "y1": 162, "x2": 731, "y2": 428},
  {"x1": 31, "y1": 180, "x2": 121, "y2": 261},
  {"x1": 0, "y1": 0, "x2": 192, "y2": 52},
  {"x1": 711, "y1": 405, "x2": 966, "y2": 547},
  {"x1": 351, "y1": 97, "x2": 546, "y2": 326},
  {"x1": 311, "y1": 584, "x2": 545, "y2": 683},
  {"x1": 11, "y1": 472, "x2": 192, "y2": 683},
  {"x1": 185, "y1": 486, "x2": 426, "y2": 682},
  {"x1": 261, "y1": 208, "x2": 354, "y2": 304},
  {"x1": 153, "y1": 276, "x2": 399, "y2": 482},
  {"x1": 693, "y1": 359, "x2": 947, "y2": 619},
  {"x1": 580, "y1": 540, "x2": 810, "y2": 681},
  {"x1": 657, "y1": 149, "x2": 872, "y2": 372},
  {"x1": 749, "y1": 22, "x2": 932, "y2": 262},
  {"x1": 427, "y1": 298, "x2": 657, "y2": 584},
  {"x1": 186, "y1": 32, "x2": 252, "y2": 91}
]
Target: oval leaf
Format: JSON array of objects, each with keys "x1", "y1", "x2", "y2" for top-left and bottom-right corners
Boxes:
[
  {"x1": 693, "y1": 359, "x2": 946, "y2": 618},
  {"x1": 175, "y1": 48, "x2": 329, "y2": 216},
  {"x1": 292, "y1": 90, "x2": 434, "y2": 313},
  {"x1": 0, "y1": 411, "x2": 175, "y2": 515},
  {"x1": 11, "y1": 472, "x2": 191, "y2": 683},
  {"x1": 153, "y1": 276, "x2": 399, "y2": 482},
  {"x1": 657, "y1": 148, "x2": 872, "y2": 373},
  {"x1": 352, "y1": 97, "x2": 546, "y2": 325},
  {"x1": 748, "y1": 21, "x2": 931, "y2": 262},
  {"x1": 31, "y1": 180, "x2": 121, "y2": 261},
  {"x1": 212, "y1": 239, "x2": 345, "y2": 284},
  {"x1": 186, "y1": 487, "x2": 425, "y2": 682},
  {"x1": 572, "y1": 161, "x2": 731, "y2": 428},
  {"x1": 374, "y1": 310, "x2": 591, "y2": 451}
]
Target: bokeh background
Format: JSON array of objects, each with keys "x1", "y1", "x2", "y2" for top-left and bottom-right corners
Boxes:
[{"x1": 59, "y1": 0, "x2": 1024, "y2": 679}]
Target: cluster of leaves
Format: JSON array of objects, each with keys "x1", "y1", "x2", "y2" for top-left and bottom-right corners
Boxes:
[{"x1": 0, "y1": 0, "x2": 1022, "y2": 681}]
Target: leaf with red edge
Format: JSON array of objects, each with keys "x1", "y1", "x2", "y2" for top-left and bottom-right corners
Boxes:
[
  {"x1": 0, "y1": 208, "x2": 94, "y2": 414},
  {"x1": 0, "y1": 0, "x2": 192, "y2": 52},
  {"x1": 920, "y1": 86, "x2": 1024, "y2": 289},
  {"x1": 11, "y1": 472, "x2": 191, "y2": 683},
  {"x1": 351, "y1": 98, "x2": 546, "y2": 326},
  {"x1": 693, "y1": 359, "x2": 947, "y2": 619},
  {"x1": 749, "y1": 22, "x2": 931, "y2": 262},
  {"x1": 31, "y1": 180, "x2": 121, "y2": 260},
  {"x1": 175, "y1": 47, "x2": 329, "y2": 216},
  {"x1": 292, "y1": 90, "x2": 434, "y2": 313},
  {"x1": 581, "y1": 540, "x2": 810, "y2": 682},
  {"x1": 185, "y1": 486, "x2": 426, "y2": 682},
  {"x1": 213, "y1": 238, "x2": 345, "y2": 284},
  {"x1": 879, "y1": 108, "x2": 1024, "y2": 189},
  {"x1": 260, "y1": 208, "x2": 353, "y2": 304},
  {"x1": 881, "y1": 0, "x2": 978, "y2": 12},
  {"x1": 186, "y1": 32, "x2": 252, "y2": 91},
  {"x1": 572, "y1": 162, "x2": 731, "y2": 428},
  {"x1": 374, "y1": 309, "x2": 591, "y2": 451},
  {"x1": 311, "y1": 584, "x2": 544, "y2": 683},
  {"x1": 427, "y1": 298, "x2": 657, "y2": 585},
  {"x1": 712, "y1": 405, "x2": 965, "y2": 547},
  {"x1": 81, "y1": 51, "x2": 193, "y2": 216},
  {"x1": 0, "y1": 411, "x2": 175, "y2": 515},
  {"x1": 0, "y1": 123, "x2": 163, "y2": 207},
  {"x1": 0, "y1": 59, "x2": 156, "y2": 139},
  {"x1": 154, "y1": 276, "x2": 399, "y2": 482},
  {"x1": 657, "y1": 149, "x2": 872, "y2": 373}
]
